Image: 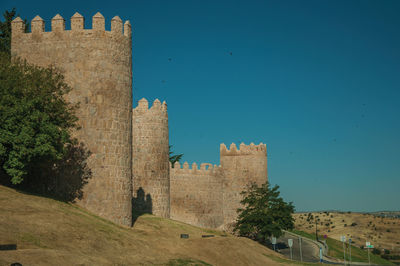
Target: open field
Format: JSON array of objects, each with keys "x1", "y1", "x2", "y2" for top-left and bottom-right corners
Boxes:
[
  {"x1": 294, "y1": 211, "x2": 400, "y2": 264},
  {"x1": 0, "y1": 185, "x2": 311, "y2": 266},
  {"x1": 294, "y1": 212, "x2": 400, "y2": 251}
]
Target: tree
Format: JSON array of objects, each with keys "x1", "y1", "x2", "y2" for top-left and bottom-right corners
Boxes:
[
  {"x1": 169, "y1": 145, "x2": 183, "y2": 168},
  {"x1": 0, "y1": 53, "x2": 79, "y2": 185},
  {"x1": 0, "y1": 8, "x2": 29, "y2": 55},
  {"x1": 234, "y1": 181, "x2": 295, "y2": 241}
]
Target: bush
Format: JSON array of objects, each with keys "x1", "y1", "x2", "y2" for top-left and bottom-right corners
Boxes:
[
  {"x1": 381, "y1": 254, "x2": 400, "y2": 260},
  {"x1": 351, "y1": 222, "x2": 357, "y2": 226},
  {"x1": 372, "y1": 248, "x2": 381, "y2": 255},
  {"x1": 384, "y1": 249, "x2": 390, "y2": 255}
]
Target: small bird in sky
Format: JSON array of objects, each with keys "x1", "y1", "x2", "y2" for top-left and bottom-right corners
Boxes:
[{"x1": 229, "y1": 52, "x2": 233, "y2": 56}]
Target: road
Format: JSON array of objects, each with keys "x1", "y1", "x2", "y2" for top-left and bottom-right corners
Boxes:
[{"x1": 275, "y1": 232, "x2": 321, "y2": 263}]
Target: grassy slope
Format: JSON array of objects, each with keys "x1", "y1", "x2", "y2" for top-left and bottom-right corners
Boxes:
[
  {"x1": 0, "y1": 185, "x2": 301, "y2": 266},
  {"x1": 291, "y1": 230, "x2": 394, "y2": 265},
  {"x1": 293, "y1": 212, "x2": 400, "y2": 252}
]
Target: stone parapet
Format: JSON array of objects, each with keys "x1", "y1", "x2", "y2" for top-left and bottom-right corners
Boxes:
[
  {"x1": 220, "y1": 142, "x2": 267, "y2": 156},
  {"x1": 12, "y1": 12, "x2": 131, "y2": 38}
]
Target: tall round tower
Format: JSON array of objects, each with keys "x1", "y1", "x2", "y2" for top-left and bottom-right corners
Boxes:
[
  {"x1": 132, "y1": 98, "x2": 170, "y2": 218},
  {"x1": 11, "y1": 13, "x2": 133, "y2": 226},
  {"x1": 220, "y1": 142, "x2": 268, "y2": 228}
]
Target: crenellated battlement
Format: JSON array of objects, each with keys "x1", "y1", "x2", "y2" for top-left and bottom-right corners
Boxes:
[
  {"x1": 11, "y1": 12, "x2": 131, "y2": 38},
  {"x1": 133, "y1": 98, "x2": 168, "y2": 115},
  {"x1": 170, "y1": 161, "x2": 221, "y2": 175},
  {"x1": 220, "y1": 142, "x2": 266, "y2": 156}
]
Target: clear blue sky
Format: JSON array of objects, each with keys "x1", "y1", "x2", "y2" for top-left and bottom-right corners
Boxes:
[{"x1": 2, "y1": 0, "x2": 399, "y2": 212}]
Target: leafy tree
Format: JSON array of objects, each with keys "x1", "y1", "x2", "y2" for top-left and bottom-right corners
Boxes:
[
  {"x1": 0, "y1": 8, "x2": 29, "y2": 55},
  {"x1": 234, "y1": 181, "x2": 295, "y2": 241},
  {"x1": 0, "y1": 53, "x2": 79, "y2": 185},
  {"x1": 169, "y1": 145, "x2": 183, "y2": 168}
]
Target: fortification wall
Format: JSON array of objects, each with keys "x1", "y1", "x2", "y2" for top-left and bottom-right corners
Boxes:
[
  {"x1": 170, "y1": 162, "x2": 224, "y2": 228},
  {"x1": 11, "y1": 13, "x2": 133, "y2": 226},
  {"x1": 132, "y1": 98, "x2": 170, "y2": 218},
  {"x1": 220, "y1": 143, "x2": 268, "y2": 228}
]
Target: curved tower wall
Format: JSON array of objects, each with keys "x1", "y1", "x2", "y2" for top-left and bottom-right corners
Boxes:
[
  {"x1": 220, "y1": 143, "x2": 268, "y2": 228},
  {"x1": 132, "y1": 98, "x2": 170, "y2": 218},
  {"x1": 11, "y1": 13, "x2": 133, "y2": 226}
]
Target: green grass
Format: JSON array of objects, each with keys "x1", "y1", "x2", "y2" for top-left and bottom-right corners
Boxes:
[
  {"x1": 262, "y1": 253, "x2": 318, "y2": 265},
  {"x1": 290, "y1": 230, "x2": 394, "y2": 265}
]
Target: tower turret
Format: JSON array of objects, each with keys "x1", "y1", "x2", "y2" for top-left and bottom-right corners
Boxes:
[
  {"x1": 11, "y1": 13, "x2": 133, "y2": 226},
  {"x1": 220, "y1": 142, "x2": 268, "y2": 228},
  {"x1": 132, "y1": 99, "x2": 170, "y2": 218}
]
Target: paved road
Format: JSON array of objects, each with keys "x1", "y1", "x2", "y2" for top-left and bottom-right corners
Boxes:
[{"x1": 275, "y1": 233, "x2": 321, "y2": 263}]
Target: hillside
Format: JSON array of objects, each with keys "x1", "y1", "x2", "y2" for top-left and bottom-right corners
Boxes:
[
  {"x1": 0, "y1": 185, "x2": 297, "y2": 266},
  {"x1": 294, "y1": 212, "x2": 400, "y2": 256}
]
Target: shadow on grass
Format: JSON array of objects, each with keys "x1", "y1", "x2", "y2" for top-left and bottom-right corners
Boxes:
[{"x1": 0, "y1": 142, "x2": 92, "y2": 203}]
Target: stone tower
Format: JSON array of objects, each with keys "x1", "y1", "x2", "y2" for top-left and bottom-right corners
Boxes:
[
  {"x1": 220, "y1": 142, "x2": 268, "y2": 227},
  {"x1": 11, "y1": 13, "x2": 133, "y2": 226},
  {"x1": 132, "y1": 98, "x2": 170, "y2": 218}
]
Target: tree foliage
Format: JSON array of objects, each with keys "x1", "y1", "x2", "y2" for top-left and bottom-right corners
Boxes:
[
  {"x1": 234, "y1": 181, "x2": 295, "y2": 241},
  {"x1": 0, "y1": 8, "x2": 29, "y2": 55},
  {"x1": 169, "y1": 145, "x2": 183, "y2": 168},
  {"x1": 0, "y1": 53, "x2": 79, "y2": 185}
]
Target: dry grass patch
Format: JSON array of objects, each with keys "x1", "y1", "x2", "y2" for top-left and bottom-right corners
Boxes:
[
  {"x1": 294, "y1": 212, "x2": 400, "y2": 258},
  {"x1": 0, "y1": 185, "x2": 284, "y2": 265}
]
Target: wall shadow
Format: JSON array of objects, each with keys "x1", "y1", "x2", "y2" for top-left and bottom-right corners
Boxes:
[
  {"x1": 132, "y1": 187, "x2": 152, "y2": 225},
  {"x1": 0, "y1": 142, "x2": 92, "y2": 202}
]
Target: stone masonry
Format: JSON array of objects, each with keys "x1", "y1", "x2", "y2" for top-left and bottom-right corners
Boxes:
[
  {"x1": 11, "y1": 13, "x2": 133, "y2": 226},
  {"x1": 170, "y1": 143, "x2": 267, "y2": 229},
  {"x1": 11, "y1": 13, "x2": 267, "y2": 229},
  {"x1": 132, "y1": 98, "x2": 170, "y2": 218},
  {"x1": 220, "y1": 143, "x2": 268, "y2": 227},
  {"x1": 170, "y1": 162, "x2": 224, "y2": 228}
]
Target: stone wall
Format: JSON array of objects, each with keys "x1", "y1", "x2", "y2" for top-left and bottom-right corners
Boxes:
[
  {"x1": 132, "y1": 98, "x2": 170, "y2": 218},
  {"x1": 11, "y1": 13, "x2": 133, "y2": 226},
  {"x1": 170, "y1": 162, "x2": 224, "y2": 228},
  {"x1": 11, "y1": 12, "x2": 269, "y2": 229},
  {"x1": 220, "y1": 143, "x2": 268, "y2": 229}
]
